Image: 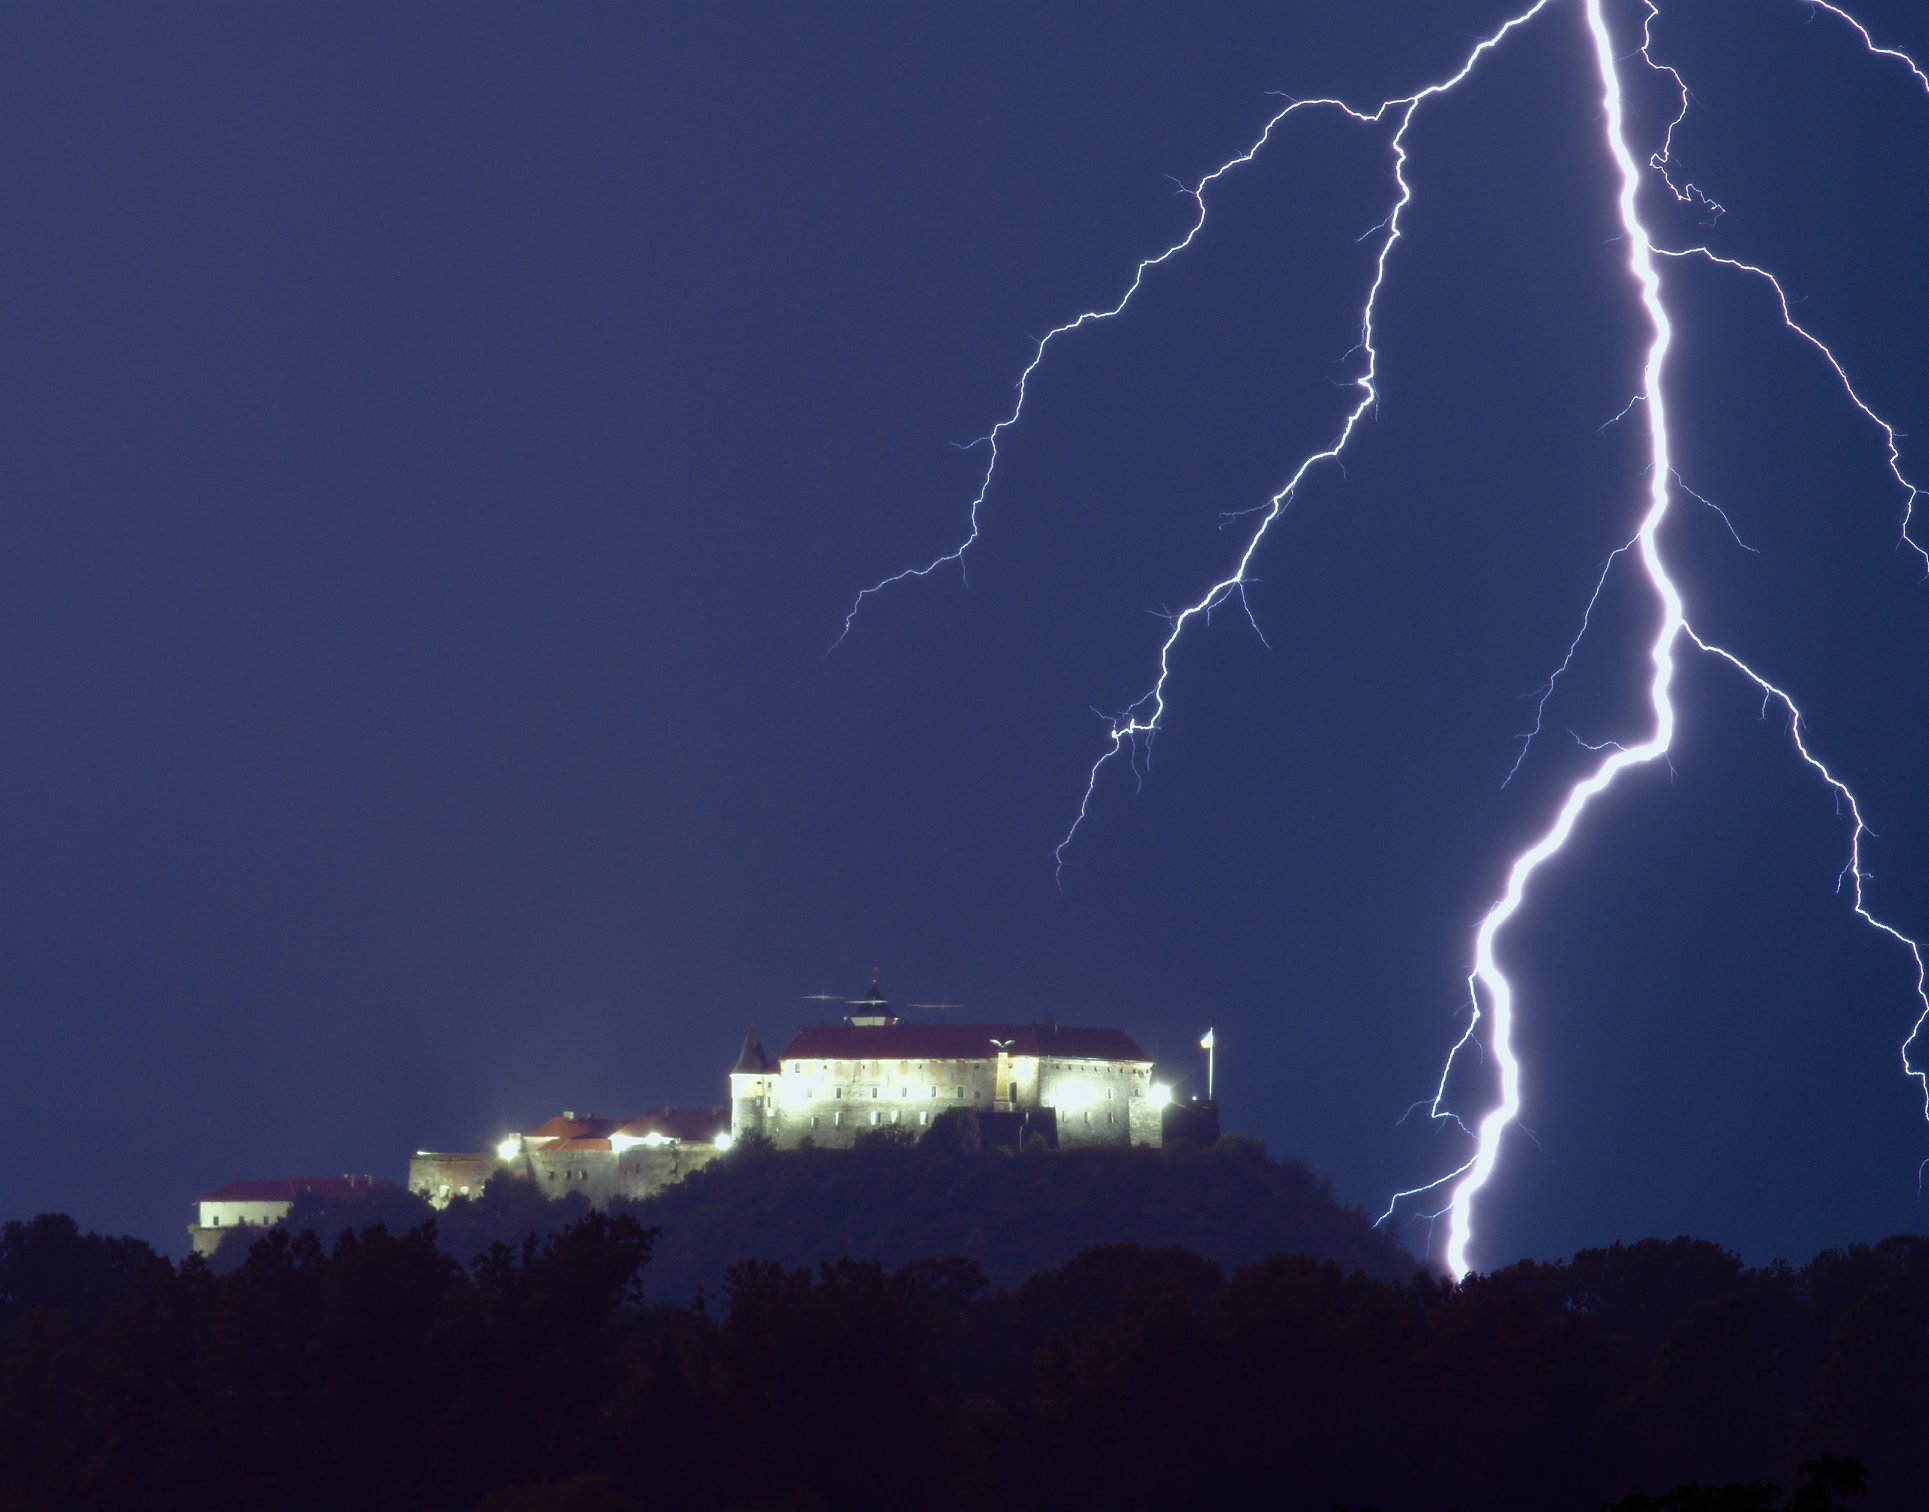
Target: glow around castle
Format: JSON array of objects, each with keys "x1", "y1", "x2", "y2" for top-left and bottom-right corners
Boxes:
[{"x1": 403, "y1": 980, "x2": 1178, "y2": 1213}]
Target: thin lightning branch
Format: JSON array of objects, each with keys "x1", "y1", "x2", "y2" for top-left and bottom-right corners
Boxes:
[
  {"x1": 1806, "y1": 1, "x2": 1929, "y2": 95},
  {"x1": 1639, "y1": 0, "x2": 1726, "y2": 220},
  {"x1": 1050, "y1": 1, "x2": 1562, "y2": 881},
  {"x1": 1504, "y1": 539, "x2": 1636, "y2": 787},
  {"x1": 1674, "y1": 474, "x2": 1759, "y2": 554},
  {"x1": 833, "y1": 0, "x2": 1561, "y2": 653},
  {"x1": 1689, "y1": 629, "x2": 1929, "y2": 1121},
  {"x1": 1654, "y1": 245, "x2": 1928, "y2": 574}
]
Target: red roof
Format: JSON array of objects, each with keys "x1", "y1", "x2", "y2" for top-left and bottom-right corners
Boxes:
[
  {"x1": 524, "y1": 1114, "x2": 626, "y2": 1145},
  {"x1": 614, "y1": 1107, "x2": 729, "y2": 1143},
  {"x1": 200, "y1": 1176, "x2": 394, "y2": 1204},
  {"x1": 779, "y1": 1022, "x2": 1150, "y2": 1064}
]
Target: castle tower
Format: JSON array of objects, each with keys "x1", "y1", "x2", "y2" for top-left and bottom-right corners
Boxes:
[{"x1": 728, "y1": 1024, "x2": 772, "y2": 1140}]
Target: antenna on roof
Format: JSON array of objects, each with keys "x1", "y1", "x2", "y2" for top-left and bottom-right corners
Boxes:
[
  {"x1": 800, "y1": 991, "x2": 843, "y2": 1003},
  {"x1": 906, "y1": 1002, "x2": 963, "y2": 1012},
  {"x1": 846, "y1": 968, "x2": 889, "y2": 1009},
  {"x1": 846, "y1": 968, "x2": 896, "y2": 1025}
]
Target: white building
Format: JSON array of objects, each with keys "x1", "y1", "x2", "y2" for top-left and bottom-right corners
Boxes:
[
  {"x1": 187, "y1": 1175, "x2": 393, "y2": 1256},
  {"x1": 729, "y1": 995, "x2": 1165, "y2": 1150}
]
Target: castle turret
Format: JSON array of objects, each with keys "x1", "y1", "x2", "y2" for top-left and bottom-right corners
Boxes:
[{"x1": 729, "y1": 1025, "x2": 772, "y2": 1140}]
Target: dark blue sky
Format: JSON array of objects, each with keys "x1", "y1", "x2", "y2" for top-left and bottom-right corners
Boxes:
[{"x1": 4, "y1": 0, "x2": 1926, "y2": 1272}]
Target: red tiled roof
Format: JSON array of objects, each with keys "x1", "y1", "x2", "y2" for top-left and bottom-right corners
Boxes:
[
  {"x1": 614, "y1": 1107, "x2": 729, "y2": 1143},
  {"x1": 200, "y1": 1176, "x2": 395, "y2": 1205},
  {"x1": 524, "y1": 1114, "x2": 626, "y2": 1145},
  {"x1": 779, "y1": 1022, "x2": 1150, "y2": 1064}
]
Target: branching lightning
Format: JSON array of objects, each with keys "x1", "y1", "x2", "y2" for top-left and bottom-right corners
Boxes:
[{"x1": 840, "y1": 0, "x2": 1929, "y2": 1278}]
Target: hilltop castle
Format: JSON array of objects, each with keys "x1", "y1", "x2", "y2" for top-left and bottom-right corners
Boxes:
[
  {"x1": 403, "y1": 979, "x2": 1175, "y2": 1211},
  {"x1": 727, "y1": 982, "x2": 1165, "y2": 1149}
]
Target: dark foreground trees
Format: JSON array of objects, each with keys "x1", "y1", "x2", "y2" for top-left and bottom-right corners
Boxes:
[{"x1": 2, "y1": 1212, "x2": 1919, "y2": 1511}]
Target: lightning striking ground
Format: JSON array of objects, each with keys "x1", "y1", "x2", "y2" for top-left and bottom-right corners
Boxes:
[
  {"x1": 1396, "y1": 0, "x2": 1929, "y2": 1277},
  {"x1": 842, "y1": 0, "x2": 1929, "y2": 1278}
]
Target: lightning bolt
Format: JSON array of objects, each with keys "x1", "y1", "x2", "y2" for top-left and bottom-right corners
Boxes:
[
  {"x1": 842, "y1": 0, "x2": 1929, "y2": 1279},
  {"x1": 832, "y1": 1, "x2": 1561, "y2": 651}
]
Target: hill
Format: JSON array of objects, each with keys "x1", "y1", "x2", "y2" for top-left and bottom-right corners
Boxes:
[{"x1": 612, "y1": 1126, "x2": 1419, "y2": 1301}]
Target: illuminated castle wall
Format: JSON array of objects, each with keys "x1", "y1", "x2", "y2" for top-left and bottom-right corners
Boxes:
[
  {"x1": 728, "y1": 1012, "x2": 1165, "y2": 1151},
  {"x1": 408, "y1": 1106, "x2": 729, "y2": 1210},
  {"x1": 406, "y1": 991, "x2": 1170, "y2": 1212}
]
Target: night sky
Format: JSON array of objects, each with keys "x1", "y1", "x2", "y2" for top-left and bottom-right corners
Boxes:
[{"x1": 5, "y1": 0, "x2": 1926, "y2": 1273}]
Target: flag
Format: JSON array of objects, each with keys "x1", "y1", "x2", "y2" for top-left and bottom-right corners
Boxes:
[{"x1": 1199, "y1": 1028, "x2": 1214, "y2": 1050}]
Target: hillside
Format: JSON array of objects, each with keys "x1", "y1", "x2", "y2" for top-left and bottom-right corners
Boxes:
[{"x1": 613, "y1": 1128, "x2": 1419, "y2": 1301}]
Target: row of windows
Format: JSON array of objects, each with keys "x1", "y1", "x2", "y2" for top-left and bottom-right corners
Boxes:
[{"x1": 804, "y1": 1109, "x2": 934, "y2": 1129}]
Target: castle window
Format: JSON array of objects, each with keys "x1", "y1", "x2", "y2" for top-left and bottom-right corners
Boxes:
[
  {"x1": 871, "y1": 1087, "x2": 879, "y2": 1099},
  {"x1": 811, "y1": 1116, "x2": 820, "y2": 1129},
  {"x1": 956, "y1": 1086, "x2": 965, "y2": 1098},
  {"x1": 834, "y1": 1087, "x2": 842, "y2": 1099},
  {"x1": 891, "y1": 1110, "x2": 901, "y2": 1124},
  {"x1": 1107, "y1": 1086, "x2": 1116, "y2": 1100},
  {"x1": 900, "y1": 1087, "x2": 908, "y2": 1098},
  {"x1": 834, "y1": 1111, "x2": 843, "y2": 1127},
  {"x1": 870, "y1": 1111, "x2": 879, "y2": 1126},
  {"x1": 919, "y1": 1111, "x2": 929, "y2": 1126}
]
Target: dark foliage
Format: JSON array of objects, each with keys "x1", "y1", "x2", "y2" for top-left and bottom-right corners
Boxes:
[
  {"x1": 0, "y1": 1208, "x2": 1918, "y2": 1511},
  {"x1": 615, "y1": 1128, "x2": 1418, "y2": 1300}
]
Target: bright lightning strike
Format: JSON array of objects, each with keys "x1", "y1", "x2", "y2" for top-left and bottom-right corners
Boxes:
[{"x1": 841, "y1": 0, "x2": 1929, "y2": 1279}]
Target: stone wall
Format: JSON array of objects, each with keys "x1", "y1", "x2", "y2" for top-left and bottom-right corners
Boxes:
[
  {"x1": 410, "y1": 1144, "x2": 724, "y2": 1211},
  {"x1": 408, "y1": 1151, "x2": 504, "y2": 1209},
  {"x1": 755, "y1": 1052, "x2": 1161, "y2": 1150}
]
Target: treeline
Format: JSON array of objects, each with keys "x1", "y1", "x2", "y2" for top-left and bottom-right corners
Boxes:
[{"x1": 1, "y1": 1208, "x2": 1919, "y2": 1510}]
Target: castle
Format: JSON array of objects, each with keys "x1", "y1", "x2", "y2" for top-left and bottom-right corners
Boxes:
[
  {"x1": 390, "y1": 979, "x2": 1173, "y2": 1210},
  {"x1": 727, "y1": 992, "x2": 1166, "y2": 1150}
]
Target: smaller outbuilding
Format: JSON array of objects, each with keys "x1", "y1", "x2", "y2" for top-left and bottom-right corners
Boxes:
[
  {"x1": 187, "y1": 1175, "x2": 394, "y2": 1256},
  {"x1": 409, "y1": 1106, "x2": 731, "y2": 1211}
]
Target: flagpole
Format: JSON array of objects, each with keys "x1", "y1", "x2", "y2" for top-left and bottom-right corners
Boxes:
[{"x1": 1201, "y1": 1027, "x2": 1215, "y2": 1101}]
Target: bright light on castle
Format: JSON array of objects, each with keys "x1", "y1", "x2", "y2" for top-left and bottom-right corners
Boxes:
[
  {"x1": 496, "y1": 1136, "x2": 519, "y2": 1161},
  {"x1": 713, "y1": 1132, "x2": 735, "y2": 1152},
  {"x1": 1149, "y1": 1083, "x2": 1172, "y2": 1109}
]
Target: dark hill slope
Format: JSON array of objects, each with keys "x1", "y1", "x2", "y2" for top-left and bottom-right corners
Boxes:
[{"x1": 616, "y1": 1133, "x2": 1419, "y2": 1302}]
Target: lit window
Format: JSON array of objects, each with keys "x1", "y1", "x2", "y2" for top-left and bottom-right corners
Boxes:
[
  {"x1": 919, "y1": 1110, "x2": 929, "y2": 1126},
  {"x1": 870, "y1": 1111, "x2": 879, "y2": 1126},
  {"x1": 811, "y1": 1116, "x2": 820, "y2": 1128},
  {"x1": 834, "y1": 1111, "x2": 843, "y2": 1127}
]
